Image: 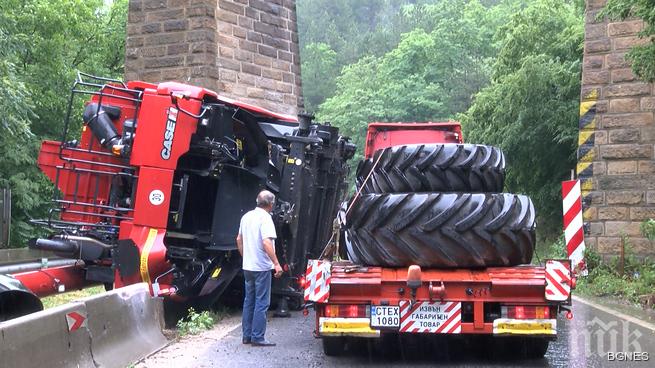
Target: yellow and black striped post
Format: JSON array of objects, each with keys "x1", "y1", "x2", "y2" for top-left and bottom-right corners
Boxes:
[{"x1": 577, "y1": 89, "x2": 598, "y2": 223}]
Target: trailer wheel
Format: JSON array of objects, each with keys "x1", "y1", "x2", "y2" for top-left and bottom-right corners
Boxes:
[
  {"x1": 345, "y1": 193, "x2": 535, "y2": 268},
  {"x1": 356, "y1": 144, "x2": 505, "y2": 194},
  {"x1": 322, "y1": 336, "x2": 346, "y2": 356},
  {"x1": 524, "y1": 338, "x2": 549, "y2": 359}
]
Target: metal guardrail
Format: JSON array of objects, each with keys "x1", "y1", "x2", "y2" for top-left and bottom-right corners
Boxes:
[
  {"x1": 0, "y1": 248, "x2": 60, "y2": 267},
  {"x1": 0, "y1": 188, "x2": 10, "y2": 248}
]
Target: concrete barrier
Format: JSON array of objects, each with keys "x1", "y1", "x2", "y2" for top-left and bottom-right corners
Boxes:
[
  {"x1": 0, "y1": 283, "x2": 167, "y2": 368},
  {"x1": 0, "y1": 301, "x2": 94, "y2": 368},
  {"x1": 83, "y1": 283, "x2": 167, "y2": 368}
]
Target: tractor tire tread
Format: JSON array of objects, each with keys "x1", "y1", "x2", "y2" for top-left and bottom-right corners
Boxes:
[
  {"x1": 345, "y1": 193, "x2": 535, "y2": 268},
  {"x1": 356, "y1": 144, "x2": 505, "y2": 194}
]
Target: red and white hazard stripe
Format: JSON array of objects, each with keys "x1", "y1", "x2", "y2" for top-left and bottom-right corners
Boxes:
[
  {"x1": 303, "y1": 259, "x2": 331, "y2": 303},
  {"x1": 398, "y1": 301, "x2": 461, "y2": 334},
  {"x1": 545, "y1": 260, "x2": 572, "y2": 301},
  {"x1": 562, "y1": 180, "x2": 585, "y2": 271}
]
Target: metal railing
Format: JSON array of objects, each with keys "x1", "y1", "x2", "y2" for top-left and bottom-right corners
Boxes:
[{"x1": 33, "y1": 73, "x2": 143, "y2": 234}]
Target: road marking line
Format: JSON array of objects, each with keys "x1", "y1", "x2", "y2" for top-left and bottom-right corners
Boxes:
[{"x1": 572, "y1": 295, "x2": 655, "y2": 332}]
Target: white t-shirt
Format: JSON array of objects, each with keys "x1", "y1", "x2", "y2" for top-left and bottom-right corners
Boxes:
[{"x1": 238, "y1": 207, "x2": 277, "y2": 271}]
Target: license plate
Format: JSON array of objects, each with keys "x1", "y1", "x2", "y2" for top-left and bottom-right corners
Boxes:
[{"x1": 370, "y1": 305, "x2": 400, "y2": 328}]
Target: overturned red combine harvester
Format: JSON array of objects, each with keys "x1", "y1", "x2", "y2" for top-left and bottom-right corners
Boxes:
[{"x1": 0, "y1": 73, "x2": 355, "y2": 320}]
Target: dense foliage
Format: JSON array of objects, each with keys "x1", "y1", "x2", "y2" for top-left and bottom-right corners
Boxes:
[
  {"x1": 297, "y1": 0, "x2": 446, "y2": 112},
  {"x1": 0, "y1": 0, "x2": 127, "y2": 246},
  {"x1": 461, "y1": 0, "x2": 584, "y2": 234},
  {"x1": 316, "y1": 0, "x2": 521, "y2": 160},
  {"x1": 603, "y1": 0, "x2": 655, "y2": 81},
  {"x1": 312, "y1": 0, "x2": 583, "y2": 236}
]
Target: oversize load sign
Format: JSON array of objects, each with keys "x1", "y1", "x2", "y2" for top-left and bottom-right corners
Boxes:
[{"x1": 399, "y1": 301, "x2": 462, "y2": 333}]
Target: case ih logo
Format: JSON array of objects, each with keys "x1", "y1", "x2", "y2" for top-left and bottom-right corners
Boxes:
[{"x1": 161, "y1": 107, "x2": 178, "y2": 160}]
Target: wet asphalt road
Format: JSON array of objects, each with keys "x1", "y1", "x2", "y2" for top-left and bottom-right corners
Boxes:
[{"x1": 138, "y1": 299, "x2": 655, "y2": 367}]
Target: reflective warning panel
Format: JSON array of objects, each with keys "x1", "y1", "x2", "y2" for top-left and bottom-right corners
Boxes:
[
  {"x1": 304, "y1": 260, "x2": 331, "y2": 303},
  {"x1": 399, "y1": 301, "x2": 461, "y2": 334},
  {"x1": 545, "y1": 259, "x2": 572, "y2": 301}
]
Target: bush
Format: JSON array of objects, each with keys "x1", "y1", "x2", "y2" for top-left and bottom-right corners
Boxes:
[
  {"x1": 533, "y1": 235, "x2": 567, "y2": 263},
  {"x1": 176, "y1": 307, "x2": 216, "y2": 336},
  {"x1": 640, "y1": 219, "x2": 655, "y2": 241},
  {"x1": 583, "y1": 246, "x2": 603, "y2": 272},
  {"x1": 578, "y1": 239, "x2": 655, "y2": 309}
]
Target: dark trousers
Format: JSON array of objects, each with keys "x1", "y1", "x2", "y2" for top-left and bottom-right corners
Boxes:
[{"x1": 242, "y1": 270, "x2": 272, "y2": 343}]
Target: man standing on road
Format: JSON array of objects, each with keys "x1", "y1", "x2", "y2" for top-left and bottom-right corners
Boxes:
[{"x1": 236, "y1": 190, "x2": 283, "y2": 347}]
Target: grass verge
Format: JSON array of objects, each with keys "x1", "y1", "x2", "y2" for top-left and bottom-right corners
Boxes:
[
  {"x1": 40, "y1": 286, "x2": 105, "y2": 309},
  {"x1": 539, "y1": 235, "x2": 655, "y2": 310}
]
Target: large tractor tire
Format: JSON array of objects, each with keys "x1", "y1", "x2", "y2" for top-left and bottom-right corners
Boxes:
[
  {"x1": 356, "y1": 144, "x2": 505, "y2": 194},
  {"x1": 345, "y1": 193, "x2": 535, "y2": 268}
]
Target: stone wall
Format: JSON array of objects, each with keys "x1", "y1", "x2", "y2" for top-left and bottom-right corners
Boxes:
[
  {"x1": 125, "y1": 0, "x2": 303, "y2": 116},
  {"x1": 580, "y1": 0, "x2": 655, "y2": 256}
]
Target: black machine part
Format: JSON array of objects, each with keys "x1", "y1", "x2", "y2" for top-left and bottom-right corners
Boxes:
[
  {"x1": 29, "y1": 235, "x2": 113, "y2": 261},
  {"x1": 82, "y1": 103, "x2": 123, "y2": 148},
  {"x1": 0, "y1": 274, "x2": 43, "y2": 321}
]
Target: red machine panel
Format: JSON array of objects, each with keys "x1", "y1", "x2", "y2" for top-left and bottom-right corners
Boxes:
[
  {"x1": 114, "y1": 224, "x2": 171, "y2": 291},
  {"x1": 132, "y1": 166, "x2": 174, "y2": 228},
  {"x1": 129, "y1": 93, "x2": 199, "y2": 170}
]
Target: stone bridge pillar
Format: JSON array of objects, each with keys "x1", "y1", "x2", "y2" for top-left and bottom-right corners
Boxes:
[
  {"x1": 580, "y1": 0, "x2": 655, "y2": 256},
  {"x1": 125, "y1": 0, "x2": 303, "y2": 115}
]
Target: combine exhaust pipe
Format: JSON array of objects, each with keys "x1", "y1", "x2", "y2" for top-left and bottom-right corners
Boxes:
[
  {"x1": 29, "y1": 236, "x2": 113, "y2": 261},
  {"x1": 32, "y1": 238, "x2": 77, "y2": 254},
  {"x1": 82, "y1": 103, "x2": 122, "y2": 149}
]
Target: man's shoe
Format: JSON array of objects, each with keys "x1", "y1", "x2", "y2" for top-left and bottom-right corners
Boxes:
[
  {"x1": 242, "y1": 339, "x2": 251, "y2": 345},
  {"x1": 251, "y1": 340, "x2": 276, "y2": 347}
]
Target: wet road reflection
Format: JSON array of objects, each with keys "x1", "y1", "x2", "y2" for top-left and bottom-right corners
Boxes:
[
  {"x1": 312, "y1": 299, "x2": 655, "y2": 367},
  {"x1": 547, "y1": 299, "x2": 655, "y2": 368},
  {"x1": 138, "y1": 298, "x2": 655, "y2": 367}
]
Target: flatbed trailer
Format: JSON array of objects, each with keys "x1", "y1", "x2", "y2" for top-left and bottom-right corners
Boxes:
[{"x1": 305, "y1": 259, "x2": 574, "y2": 357}]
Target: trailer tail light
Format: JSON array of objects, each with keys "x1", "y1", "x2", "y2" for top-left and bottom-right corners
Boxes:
[
  {"x1": 501, "y1": 306, "x2": 550, "y2": 319},
  {"x1": 324, "y1": 304, "x2": 369, "y2": 318},
  {"x1": 297, "y1": 275, "x2": 306, "y2": 289}
]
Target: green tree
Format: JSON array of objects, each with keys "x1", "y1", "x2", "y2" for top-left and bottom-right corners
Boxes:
[
  {"x1": 602, "y1": 0, "x2": 655, "y2": 81},
  {"x1": 0, "y1": 13, "x2": 45, "y2": 245},
  {"x1": 297, "y1": 0, "x2": 445, "y2": 112},
  {"x1": 460, "y1": 0, "x2": 583, "y2": 235},
  {"x1": 318, "y1": 0, "x2": 518, "y2": 162},
  {"x1": 300, "y1": 43, "x2": 339, "y2": 113},
  {"x1": 2, "y1": 0, "x2": 127, "y2": 137}
]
